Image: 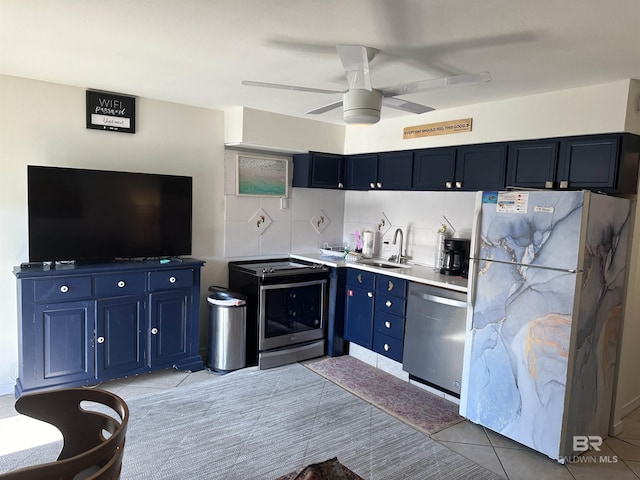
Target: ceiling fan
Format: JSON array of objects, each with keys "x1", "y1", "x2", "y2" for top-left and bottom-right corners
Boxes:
[{"x1": 242, "y1": 44, "x2": 491, "y2": 125}]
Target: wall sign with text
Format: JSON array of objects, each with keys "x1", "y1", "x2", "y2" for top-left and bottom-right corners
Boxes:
[{"x1": 86, "y1": 90, "x2": 136, "y2": 134}]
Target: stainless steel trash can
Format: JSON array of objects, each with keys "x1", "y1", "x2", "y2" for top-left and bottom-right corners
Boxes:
[{"x1": 207, "y1": 286, "x2": 247, "y2": 372}]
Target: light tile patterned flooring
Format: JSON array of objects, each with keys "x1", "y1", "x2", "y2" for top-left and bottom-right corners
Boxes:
[{"x1": 1, "y1": 366, "x2": 639, "y2": 480}]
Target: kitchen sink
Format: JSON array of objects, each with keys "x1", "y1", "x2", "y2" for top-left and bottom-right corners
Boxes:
[{"x1": 358, "y1": 259, "x2": 411, "y2": 269}]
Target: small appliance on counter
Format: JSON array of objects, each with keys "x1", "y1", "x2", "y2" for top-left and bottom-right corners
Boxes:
[
  {"x1": 361, "y1": 230, "x2": 375, "y2": 258},
  {"x1": 440, "y1": 238, "x2": 470, "y2": 276}
]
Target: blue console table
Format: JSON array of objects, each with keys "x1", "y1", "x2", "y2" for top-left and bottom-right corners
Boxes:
[{"x1": 13, "y1": 259, "x2": 204, "y2": 396}]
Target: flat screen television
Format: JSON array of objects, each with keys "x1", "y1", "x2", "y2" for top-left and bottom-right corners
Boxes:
[{"x1": 28, "y1": 165, "x2": 193, "y2": 263}]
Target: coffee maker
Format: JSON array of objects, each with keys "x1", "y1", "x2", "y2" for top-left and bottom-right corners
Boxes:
[{"x1": 440, "y1": 238, "x2": 470, "y2": 277}]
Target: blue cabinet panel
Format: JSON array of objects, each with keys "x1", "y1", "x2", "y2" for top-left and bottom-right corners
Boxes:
[
  {"x1": 34, "y1": 300, "x2": 94, "y2": 387},
  {"x1": 96, "y1": 296, "x2": 146, "y2": 378}
]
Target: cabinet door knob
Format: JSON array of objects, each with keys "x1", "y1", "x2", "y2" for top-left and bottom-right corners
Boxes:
[
  {"x1": 151, "y1": 327, "x2": 159, "y2": 335},
  {"x1": 384, "y1": 343, "x2": 391, "y2": 351},
  {"x1": 60, "y1": 285, "x2": 69, "y2": 293},
  {"x1": 385, "y1": 300, "x2": 392, "y2": 307},
  {"x1": 455, "y1": 181, "x2": 462, "y2": 189},
  {"x1": 367, "y1": 291, "x2": 374, "y2": 298},
  {"x1": 545, "y1": 180, "x2": 554, "y2": 189},
  {"x1": 559, "y1": 180, "x2": 568, "y2": 189},
  {"x1": 117, "y1": 280, "x2": 126, "y2": 288},
  {"x1": 445, "y1": 181, "x2": 453, "y2": 189},
  {"x1": 376, "y1": 182, "x2": 382, "y2": 189},
  {"x1": 369, "y1": 182, "x2": 375, "y2": 189},
  {"x1": 385, "y1": 321, "x2": 391, "y2": 329},
  {"x1": 338, "y1": 182, "x2": 344, "y2": 189},
  {"x1": 97, "y1": 336, "x2": 105, "y2": 344},
  {"x1": 169, "y1": 276, "x2": 177, "y2": 284}
]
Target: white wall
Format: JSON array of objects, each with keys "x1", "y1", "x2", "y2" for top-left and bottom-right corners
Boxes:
[
  {"x1": 0, "y1": 74, "x2": 226, "y2": 394},
  {"x1": 344, "y1": 80, "x2": 634, "y2": 153}
]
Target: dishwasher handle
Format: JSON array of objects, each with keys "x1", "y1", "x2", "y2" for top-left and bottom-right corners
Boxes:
[{"x1": 410, "y1": 290, "x2": 467, "y2": 309}]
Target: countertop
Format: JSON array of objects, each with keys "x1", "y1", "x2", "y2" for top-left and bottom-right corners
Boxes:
[{"x1": 291, "y1": 252, "x2": 468, "y2": 293}]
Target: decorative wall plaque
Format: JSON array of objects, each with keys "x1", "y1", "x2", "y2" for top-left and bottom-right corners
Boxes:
[{"x1": 86, "y1": 90, "x2": 136, "y2": 134}]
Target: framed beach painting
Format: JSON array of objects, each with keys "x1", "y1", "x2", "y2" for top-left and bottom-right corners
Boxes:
[{"x1": 236, "y1": 155, "x2": 289, "y2": 197}]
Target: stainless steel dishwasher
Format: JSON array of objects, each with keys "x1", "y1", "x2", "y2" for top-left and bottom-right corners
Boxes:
[{"x1": 402, "y1": 282, "x2": 467, "y2": 396}]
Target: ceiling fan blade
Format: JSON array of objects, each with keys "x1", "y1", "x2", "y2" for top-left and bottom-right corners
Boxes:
[
  {"x1": 382, "y1": 97, "x2": 435, "y2": 114},
  {"x1": 336, "y1": 45, "x2": 376, "y2": 91},
  {"x1": 381, "y1": 72, "x2": 492, "y2": 97},
  {"x1": 241, "y1": 80, "x2": 343, "y2": 95},
  {"x1": 307, "y1": 100, "x2": 344, "y2": 115}
]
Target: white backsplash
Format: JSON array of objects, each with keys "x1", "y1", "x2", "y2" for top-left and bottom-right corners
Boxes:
[
  {"x1": 225, "y1": 186, "x2": 476, "y2": 263},
  {"x1": 343, "y1": 190, "x2": 476, "y2": 267},
  {"x1": 223, "y1": 148, "x2": 476, "y2": 261}
]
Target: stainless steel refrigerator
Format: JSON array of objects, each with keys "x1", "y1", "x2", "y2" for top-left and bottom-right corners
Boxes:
[{"x1": 459, "y1": 190, "x2": 631, "y2": 462}]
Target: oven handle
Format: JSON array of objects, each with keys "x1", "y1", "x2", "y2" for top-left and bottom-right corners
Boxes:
[{"x1": 260, "y1": 278, "x2": 328, "y2": 290}]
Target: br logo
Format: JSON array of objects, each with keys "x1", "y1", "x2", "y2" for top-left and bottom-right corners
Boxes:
[{"x1": 573, "y1": 435, "x2": 603, "y2": 452}]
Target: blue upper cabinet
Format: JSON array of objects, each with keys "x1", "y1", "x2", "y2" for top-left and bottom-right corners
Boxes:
[
  {"x1": 412, "y1": 147, "x2": 457, "y2": 190},
  {"x1": 413, "y1": 144, "x2": 507, "y2": 191},
  {"x1": 454, "y1": 143, "x2": 508, "y2": 191},
  {"x1": 345, "y1": 153, "x2": 378, "y2": 190},
  {"x1": 346, "y1": 151, "x2": 413, "y2": 190},
  {"x1": 507, "y1": 139, "x2": 559, "y2": 189},
  {"x1": 507, "y1": 134, "x2": 639, "y2": 193},
  {"x1": 293, "y1": 152, "x2": 345, "y2": 189}
]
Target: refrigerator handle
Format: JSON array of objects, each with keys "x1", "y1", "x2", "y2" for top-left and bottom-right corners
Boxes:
[{"x1": 467, "y1": 192, "x2": 484, "y2": 325}]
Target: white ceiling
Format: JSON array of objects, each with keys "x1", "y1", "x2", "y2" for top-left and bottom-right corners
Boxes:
[{"x1": 2, "y1": 0, "x2": 640, "y2": 125}]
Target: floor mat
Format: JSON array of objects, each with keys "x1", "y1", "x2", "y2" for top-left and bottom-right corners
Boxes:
[{"x1": 305, "y1": 355, "x2": 465, "y2": 435}]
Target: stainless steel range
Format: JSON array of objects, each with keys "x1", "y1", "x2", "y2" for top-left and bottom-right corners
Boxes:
[{"x1": 228, "y1": 259, "x2": 329, "y2": 369}]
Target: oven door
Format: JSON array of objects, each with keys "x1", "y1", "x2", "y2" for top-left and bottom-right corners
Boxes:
[{"x1": 259, "y1": 278, "x2": 327, "y2": 351}]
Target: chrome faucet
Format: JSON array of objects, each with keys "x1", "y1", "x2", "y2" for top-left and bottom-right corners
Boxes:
[{"x1": 392, "y1": 228, "x2": 404, "y2": 263}]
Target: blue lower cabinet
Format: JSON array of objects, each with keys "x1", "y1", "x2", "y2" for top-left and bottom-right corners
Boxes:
[
  {"x1": 14, "y1": 259, "x2": 204, "y2": 396},
  {"x1": 344, "y1": 284, "x2": 374, "y2": 349},
  {"x1": 373, "y1": 332, "x2": 404, "y2": 363},
  {"x1": 344, "y1": 270, "x2": 407, "y2": 361}
]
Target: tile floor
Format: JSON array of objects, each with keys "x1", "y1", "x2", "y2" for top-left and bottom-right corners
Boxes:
[{"x1": 1, "y1": 366, "x2": 639, "y2": 480}]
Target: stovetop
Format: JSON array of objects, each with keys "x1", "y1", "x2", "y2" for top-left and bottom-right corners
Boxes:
[{"x1": 228, "y1": 258, "x2": 329, "y2": 278}]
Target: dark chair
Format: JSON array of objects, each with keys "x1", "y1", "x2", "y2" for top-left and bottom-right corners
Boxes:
[{"x1": 0, "y1": 388, "x2": 129, "y2": 480}]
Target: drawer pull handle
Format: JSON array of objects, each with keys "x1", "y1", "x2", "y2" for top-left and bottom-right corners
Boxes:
[
  {"x1": 151, "y1": 327, "x2": 159, "y2": 335},
  {"x1": 385, "y1": 321, "x2": 391, "y2": 328},
  {"x1": 367, "y1": 292, "x2": 374, "y2": 298},
  {"x1": 117, "y1": 280, "x2": 126, "y2": 288},
  {"x1": 386, "y1": 300, "x2": 392, "y2": 308},
  {"x1": 60, "y1": 285, "x2": 69, "y2": 293},
  {"x1": 384, "y1": 343, "x2": 391, "y2": 351},
  {"x1": 97, "y1": 336, "x2": 105, "y2": 344},
  {"x1": 169, "y1": 276, "x2": 177, "y2": 284},
  {"x1": 357, "y1": 274, "x2": 362, "y2": 284}
]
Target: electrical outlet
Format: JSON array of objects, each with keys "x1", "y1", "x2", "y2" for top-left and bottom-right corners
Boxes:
[{"x1": 383, "y1": 241, "x2": 390, "y2": 251}]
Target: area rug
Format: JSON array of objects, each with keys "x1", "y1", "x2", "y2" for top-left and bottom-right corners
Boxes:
[
  {"x1": 304, "y1": 355, "x2": 464, "y2": 434},
  {"x1": 0, "y1": 363, "x2": 499, "y2": 480}
]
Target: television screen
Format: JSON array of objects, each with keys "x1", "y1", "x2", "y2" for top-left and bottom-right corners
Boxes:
[{"x1": 28, "y1": 166, "x2": 193, "y2": 263}]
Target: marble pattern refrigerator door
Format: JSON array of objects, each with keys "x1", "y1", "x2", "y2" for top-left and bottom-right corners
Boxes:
[{"x1": 459, "y1": 190, "x2": 630, "y2": 462}]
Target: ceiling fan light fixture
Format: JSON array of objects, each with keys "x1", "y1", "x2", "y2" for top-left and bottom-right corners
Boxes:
[{"x1": 342, "y1": 89, "x2": 382, "y2": 125}]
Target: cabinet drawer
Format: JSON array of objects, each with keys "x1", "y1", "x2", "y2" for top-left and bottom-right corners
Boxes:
[
  {"x1": 34, "y1": 276, "x2": 92, "y2": 302},
  {"x1": 95, "y1": 272, "x2": 146, "y2": 297},
  {"x1": 375, "y1": 274, "x2": 406, "y2": 298},
  {"x1": 346, "y1": 269, "x2": 375, "y2": 290},
  {"x1": 374, "y1": 311, "x2": 404, "y2": 340},
  {"x1": 373, "y1": 332, "x2": 403, "y2": 363},
  {"x1": 375, "y1": 293, "x2": 405, "y2": 317},
  {"x1": 149, "y1": 269, "x2": 194, "y2": 290}
]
